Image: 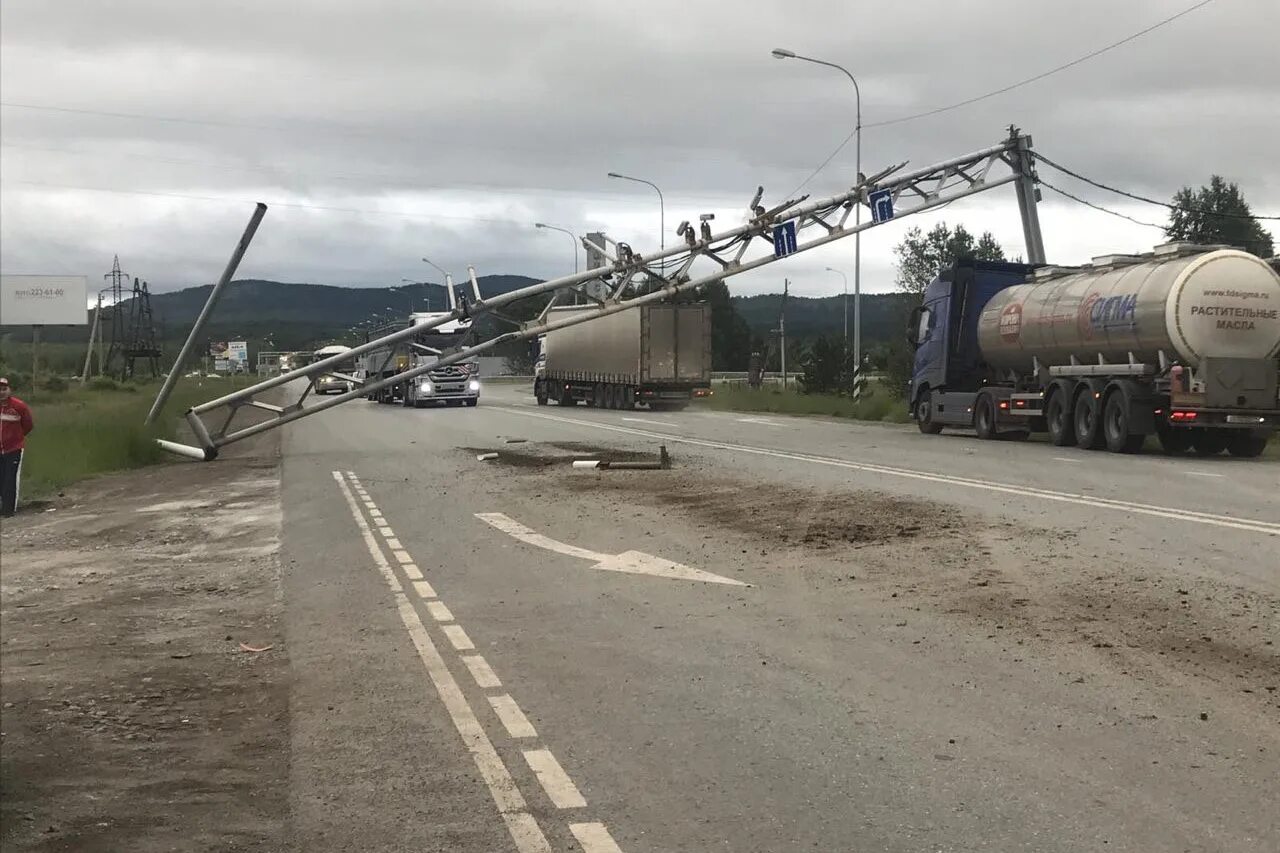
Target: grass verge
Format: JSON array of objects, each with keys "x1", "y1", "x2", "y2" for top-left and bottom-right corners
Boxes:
[
  {"x1": 700, "y1": 382, "x2": 911, "y2": 423},
  {"x1": 16, "y1": 377, "x2": 251, "y2": 499}
]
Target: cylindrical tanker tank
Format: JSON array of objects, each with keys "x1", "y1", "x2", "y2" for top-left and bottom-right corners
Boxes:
[{"x1": 977, "y1": 248, "x2": 1280, "y2": 372}]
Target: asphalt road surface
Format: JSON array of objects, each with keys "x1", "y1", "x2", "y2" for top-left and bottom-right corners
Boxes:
[{"x1": 281, "y1": 382, "x2": 1279, "y2": 852}]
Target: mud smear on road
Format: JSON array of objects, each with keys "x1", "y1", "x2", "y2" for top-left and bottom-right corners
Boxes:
[
  {"x1": 0, "y1": 440, "x2": 287, "y2": 851},
  {"x1": 550, "y1": 463, "x2": 1279, "y2": 715},
  {"x1": 945, "y1": 532, "x2": 1280, "y2": 715},
  {"x1": 562, "y1": 465, "x2": 963, "y2": 546}
]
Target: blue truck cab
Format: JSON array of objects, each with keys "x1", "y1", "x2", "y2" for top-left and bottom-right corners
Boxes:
[{"x1": 908, "y1": 259, "x2": 1033, "y2": 433}]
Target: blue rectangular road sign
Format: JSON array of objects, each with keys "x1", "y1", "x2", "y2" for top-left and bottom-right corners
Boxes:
[
  {"x1": 772, "y1": 221, "x2": 798, "y2": 258},
  {"x1": 869, "y1": 189, "x2": 894, "y2": 224}
]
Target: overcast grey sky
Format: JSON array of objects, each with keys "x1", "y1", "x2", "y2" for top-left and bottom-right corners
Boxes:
[{"x1": 2, "y1": 0, "x2": 1277, "y2": 299}]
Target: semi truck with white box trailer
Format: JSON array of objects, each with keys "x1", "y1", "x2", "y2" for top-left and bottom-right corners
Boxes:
[
  {"x1": 358, "y1": 312, "x2": 481, "y2": 407},
  {"x1": 534, "y1": 303, "x2": 712, "y2": 410},
  {"x1": 908, "y1": 243, "x2": 1280, "y2": 457}
]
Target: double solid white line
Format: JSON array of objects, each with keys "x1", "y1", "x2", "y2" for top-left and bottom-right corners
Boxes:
[{"x1": 333, "y1": 471, "x2": 626, "y2": 853}]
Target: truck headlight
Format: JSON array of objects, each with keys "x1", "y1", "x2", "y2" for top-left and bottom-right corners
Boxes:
[
  {"x1": 420, "y1": 381, "x2": 433, "y2": 394},
  {"x1": 468, "y1": 379, "x2": 481, "y2": 392}
]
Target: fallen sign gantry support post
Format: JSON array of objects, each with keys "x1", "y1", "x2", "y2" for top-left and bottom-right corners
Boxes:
[{"x1": 163, "y1": 128, "x2": 1045, "y2": 460}]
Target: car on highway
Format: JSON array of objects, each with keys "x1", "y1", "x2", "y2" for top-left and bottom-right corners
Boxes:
[{"x1": 313, "y1": 344, "x2": 357, "y2": 395}]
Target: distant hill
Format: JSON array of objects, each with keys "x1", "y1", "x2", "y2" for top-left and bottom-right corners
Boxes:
[
  {"x1": 2, "y1": 275, "x2": 542, "y2": 352},
  {"x1": 1, "y1": 276, "x2": 912, "y2": 365},
  {"x1": 147, "y1": 274, "x2": 539, "y2": 334}
]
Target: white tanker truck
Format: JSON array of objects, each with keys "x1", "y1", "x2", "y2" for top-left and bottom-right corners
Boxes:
[{"x1": 907, "y1": 242, "x2": 1280, "y2": 457}]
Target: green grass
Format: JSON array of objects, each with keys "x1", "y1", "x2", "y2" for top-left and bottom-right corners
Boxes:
[
  {"x1": 700, "y1": 382, "x2": 912, "y2": 424},
  {"x1": 16, "y1": 377, "x2": 252, "y2": 499}
]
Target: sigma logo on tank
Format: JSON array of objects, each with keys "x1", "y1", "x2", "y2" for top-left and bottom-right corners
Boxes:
[
  {"x1": 1078, "y1": 293, "x2": 1138, "y2": 339},
  {"x1": 999, "y1": 302, "x2": 1023, "y2": 342}
]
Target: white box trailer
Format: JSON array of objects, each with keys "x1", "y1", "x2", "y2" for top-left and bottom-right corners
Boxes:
[{"x1": 534, "y1": 304, "x2": 712, "y2": 410}]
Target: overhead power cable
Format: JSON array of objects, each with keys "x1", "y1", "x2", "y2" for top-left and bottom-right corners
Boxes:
[
  {"x1": 789, "y1": 0, "x2": 1218, "y2": 193},
  {"x1": 1037, "y1": 178, "x2": 1166, "y2": 229},
  {"x1": 1034, "y1": 152, "x2": 1280, "y2": 221},
  {"x1": 865, "y1": 0, "x2": 1217, "y2": 129}
]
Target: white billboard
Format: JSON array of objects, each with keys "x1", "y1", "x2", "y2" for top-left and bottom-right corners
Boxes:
[
  {"x1": 228, "y1": 341, "x2": 248, "y2": 364},
  {"x1": 1, "y1": 275, "x2": 89, "y2": 326}
]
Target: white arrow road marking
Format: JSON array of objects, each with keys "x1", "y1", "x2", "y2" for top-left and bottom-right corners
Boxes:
[{"x1": 476, "y1": 512, "x2": 747, "y2": 586}]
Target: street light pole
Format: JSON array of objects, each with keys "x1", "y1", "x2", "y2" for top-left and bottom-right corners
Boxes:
[
  {"x1": 772, "y1": 48, "x2": 862, "y2": 374},
  {"x1": 422, "y1": 255, "x2": 455, "y2": 311},
  {"x1": 607, "y1": 172, "x2": 664, "y2": 273},
  {"x1": 534, "y1": 223, "x2": 579, "y2": 274},
  {"x1": 825, "y1": 267, "x2": 848, "y2": 343}
]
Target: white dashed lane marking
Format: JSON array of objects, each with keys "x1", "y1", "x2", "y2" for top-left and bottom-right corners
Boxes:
[
  {"x1": 462, "y1": 654, "x2": 502, "y2": 689},
  {"x1": 336, "y1": 472, "x2": 626, "y2": 849},
  {"x1": 331, "y1": 472, "x2": 553, "y2": 853},
  {"x1": 570, "y1": 822, "x2": 626, "y2": 853},
  {"x1": 489, "y1": 694, "x2": 538, "y2": 739},
  {"x1": 523, "y1": 749, "x2": 587, "y2": 808},
  {"x1": 426, "y1": 600, "x2": 454, "y2": 622},
  {"x1": 443, "y1": 624, "x2": 475, "y2": 651}
]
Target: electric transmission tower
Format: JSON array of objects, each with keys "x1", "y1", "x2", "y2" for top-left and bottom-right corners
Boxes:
[
  {"x1": 103, "y1": 255, "x2": 128, "y2": 378},
  {"x1": 123, "y1": 278, "x2": 162, "y2": 379}
]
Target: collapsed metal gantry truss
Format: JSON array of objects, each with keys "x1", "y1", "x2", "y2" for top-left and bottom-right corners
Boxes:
[{"x1": 157, "y1": 127, "x2": 1045, "y2": 460}]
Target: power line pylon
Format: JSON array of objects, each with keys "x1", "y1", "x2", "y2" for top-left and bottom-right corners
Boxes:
[
  {"x1": 123, "y1": 278, "x2": 162, "y2": 380},
  {"x1": 103, "y1": 255, "x2": 128, "y2": 379}
]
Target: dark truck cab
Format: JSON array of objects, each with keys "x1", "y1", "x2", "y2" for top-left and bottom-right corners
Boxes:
[{"x1": 907, "y1": 259, "x2": 1033, "y2": 432}]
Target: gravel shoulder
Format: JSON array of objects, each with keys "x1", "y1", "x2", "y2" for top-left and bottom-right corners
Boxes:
[{"x1": 0, "y1": 430, "x2": 286, "y2": 852}]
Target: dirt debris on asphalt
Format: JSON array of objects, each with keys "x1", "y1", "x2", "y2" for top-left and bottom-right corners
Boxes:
[
  {"x1": 514, "y1": 452, "x2": 1279, "y2": 718},
  {"x1": 0, "y1": 434, "x2": 287, "y2": 852}
]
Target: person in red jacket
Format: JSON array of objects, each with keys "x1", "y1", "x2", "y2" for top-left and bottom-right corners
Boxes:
[{"x1": 0, "y1": 377, "x2": 34, "y2": 517}]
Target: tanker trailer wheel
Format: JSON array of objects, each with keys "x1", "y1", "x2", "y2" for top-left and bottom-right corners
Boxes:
[
  {"x1": 1226, "y1": 430, "x2": 1269, "y2": 458},
  {"x1": 974, "y1": 394, "x2": 998, "y2": 440},
  {"x1": 1103, "y1": 390, "x2": 1145, "y2": 454},
  {"x1": 1073, "y1": 387, "x2": 1105, "y2": 450},
  {"x1": 1045, "y1": 389, "x2": 1076, "y2": 446},
  {"x1": 915, "y1": 390, "x2": 944, "y2": 435},
  {"x1": 1191, "y1": 429, "x2": 1230, "y2": 456}
]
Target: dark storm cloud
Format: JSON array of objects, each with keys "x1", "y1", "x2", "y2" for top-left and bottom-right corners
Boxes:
[{"x1": 2, "y1": 0, "x2": 1276, "y2": 295}]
